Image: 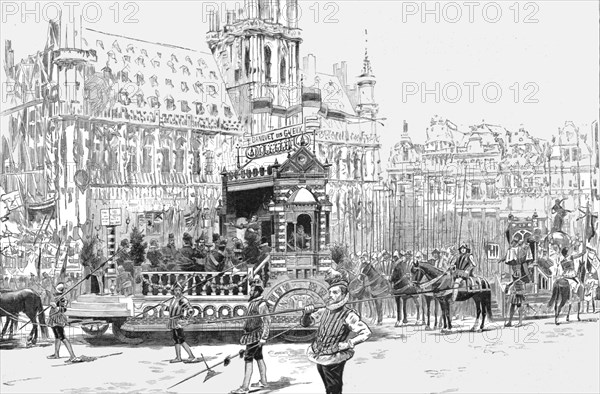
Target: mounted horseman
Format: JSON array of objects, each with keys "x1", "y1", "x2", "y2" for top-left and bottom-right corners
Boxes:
[{"x1": 450, "y1": 244, "x2": 478, "y2": 301}]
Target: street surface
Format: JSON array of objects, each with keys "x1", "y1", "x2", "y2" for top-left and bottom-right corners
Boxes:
[{"x1": 1, "y1": 313, "x2": 599, "y2": 394}]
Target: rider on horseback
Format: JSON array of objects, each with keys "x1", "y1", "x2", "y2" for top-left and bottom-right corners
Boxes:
[
  {"x1": 451, "y1": 244, "x2": 477, "y2": 301},
  {"x1": 559, "y1": 247, "x2": 585, "y2": 284}
]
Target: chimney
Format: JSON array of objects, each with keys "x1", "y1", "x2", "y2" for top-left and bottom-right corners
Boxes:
[
  {"x1": 304, "y1": 54, "x2": 316, "y2": 77},
  {"x1": 287, "y1": 0, "x2": 298, "y2": 28}
]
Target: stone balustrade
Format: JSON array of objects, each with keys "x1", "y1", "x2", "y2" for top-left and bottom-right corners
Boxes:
[{"x1": 137, "y1": 271, "x2": 250, "y2": 297}]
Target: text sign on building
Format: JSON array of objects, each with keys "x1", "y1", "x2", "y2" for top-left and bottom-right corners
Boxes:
[
  {"x1": 100, "y1": 208, "x2": 122, "y2": 226},
  {"x1": 100, "y1": 209, "x2": 110, "y2": 226},
  {"x1": 109, "y1": 208, "x2": 122, "y2": 226},
  {"x1": 244, "y1": 124, "x2": 314, "y2": 160}
]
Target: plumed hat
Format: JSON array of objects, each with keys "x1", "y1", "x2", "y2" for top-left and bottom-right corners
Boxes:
[{"x1": 325, "y1": 269, "x2": 348, "y2": 290}]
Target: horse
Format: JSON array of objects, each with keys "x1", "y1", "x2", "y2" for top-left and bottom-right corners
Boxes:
[
  {"x1": 412, "y1": 262, "x2": 493, "y2": 331},
  {"x1": 338, "y1": 258, "x2": 389, "y2": 325},
  {"x1": 390, "y1": 259, "x2": 422, "y2": 327},
  {"x1": 543, "y1": 232, "x2": 572, "y2": 255},
  {"x1": 548, "y1": 256, "x2": 590, "y2": 324},
  {"x1": 0, "y1": 289, "x2": 48, "y2": 345}
]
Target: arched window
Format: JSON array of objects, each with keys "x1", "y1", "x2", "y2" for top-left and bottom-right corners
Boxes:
[
  {"x1": 245, "y1": 48, "x2": 250, "y2": 77},
  {"x1": 264, "y1": 46, "x2": 271, "y2": 83},
  {"x1": 280, "y1": 56, "x2": 286, "y2": 83}
]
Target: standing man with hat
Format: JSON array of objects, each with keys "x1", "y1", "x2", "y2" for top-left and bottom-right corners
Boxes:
[
  {"x1": 300, "y1": 271, "x2": 372, "y2": 394},
  {"x1": 230, "y1": 276, "x2": 271, "y2": 394},
  {"x1": 254, "y1": 238, "x2": 271, "y2": 287},
  {"x1": 179, "y1": 232, "x2": 206, "y2": 271},
  {"x1": 47, "y1": 282, "x2": 81, "y2": 363},
  {"x1": 206, "y1": 240, "x2": 227, "y2": 272},
  {"x1": 167, "y1": 281, "x2": 201, "y2": 363}
]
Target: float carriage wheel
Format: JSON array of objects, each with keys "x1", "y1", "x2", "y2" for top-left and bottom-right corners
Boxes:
[
  {"x1": 266, "y1": 279, "x2": 329, "y2": 343},
  {"x1": 80, "y1": 320, "x2": 110, "y2": 337}
]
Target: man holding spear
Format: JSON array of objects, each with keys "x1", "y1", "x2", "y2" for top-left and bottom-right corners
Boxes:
[
  {"x1": 301, "y1": 272, "x2": 372, "y2": 394},
  {"x1": 230, "y1": 275, "x2": 271, "y2": 394},
  {"x1": 167, "y1": 281, "x2": 201, "y2": 364}
]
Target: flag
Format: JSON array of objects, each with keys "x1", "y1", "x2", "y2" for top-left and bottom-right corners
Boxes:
[
  {"x1": 586, "y1": 213, "x2": 597, "y2": 242},
  {"x1": 301, "y1": 86, "x2": 321, "y2": 107},
  {"x1": 36, "y1": 246, "x2": 42, "y2": 279},
  {"x1": 59, "y1": 250, "x2": 68, "y2": 283},
  {"x1": 286, "y1": 104, "x2": 302, "y2": 118},
  {"x1": 251, "y1": 97, "x2": 273, "y2": 114}
]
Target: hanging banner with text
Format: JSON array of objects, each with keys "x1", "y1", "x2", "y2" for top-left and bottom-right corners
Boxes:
[{"x1": 243, "y1": 123, "x2": 314, "y2": 160}]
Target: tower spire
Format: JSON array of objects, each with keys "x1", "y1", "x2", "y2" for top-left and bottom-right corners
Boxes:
[{"x1": 361, "y1": 29, "x2": 373, "y2": 77}]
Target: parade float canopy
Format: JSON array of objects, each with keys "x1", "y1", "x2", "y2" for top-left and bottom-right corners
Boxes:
[{"x1": 82, "y1": 28, "x2": 241, "y2": 133}]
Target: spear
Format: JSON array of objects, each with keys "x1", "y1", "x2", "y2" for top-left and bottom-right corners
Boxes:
[
  {"x1": 205, "y1": 286, "x2": 492, "y2": 325},
  {"x1": 168, "y1": 324, "x2": 301, "y2": 390},
  {"x1": 19, "y1": 248, "x2": 127, "y2": 331}
]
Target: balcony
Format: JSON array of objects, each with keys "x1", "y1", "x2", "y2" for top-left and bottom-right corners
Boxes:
[{"x1": 137, "y1": 271, "x2": 250, "y2": 297}]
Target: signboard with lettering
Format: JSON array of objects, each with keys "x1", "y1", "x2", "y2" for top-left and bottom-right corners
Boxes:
[
  {"x1": 109, "y1": 208, "x2": 121, "y2": 226},
  {"x1": 100, "y1": 209, "x2": 110, "y2": 226},
  {"x1": 244, "y1": 123, "x2": 314, "y2": 160}
]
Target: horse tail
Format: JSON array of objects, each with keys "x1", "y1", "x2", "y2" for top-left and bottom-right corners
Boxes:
[
  {"x1": 35, "y1": 295, "x2": 48, "y2": 338},
  {"x1": 548, "y1": 282, "x2": 560, "y2": 308}
]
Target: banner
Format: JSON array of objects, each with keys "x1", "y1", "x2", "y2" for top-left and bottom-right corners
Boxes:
[{"x1": 301, "y1": 87, "x2": 322, "y2": 107}]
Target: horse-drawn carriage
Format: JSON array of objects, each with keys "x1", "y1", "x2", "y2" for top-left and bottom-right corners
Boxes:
[{"x1": 66, "y1": 145, "x2": 335, "y2": 342}]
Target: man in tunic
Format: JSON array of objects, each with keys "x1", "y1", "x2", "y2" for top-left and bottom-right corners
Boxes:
[
  {"x1": 178, "y1": 233, "x2": 206, "y2": 271},
  {"x1": 551, "y1": 198, "x2": 571, "y2": 233},
  {"x1": 558, "y1": 247, "x2": 585, "y2": 283},
  {"x1": 254, "y1": 239, "x2": 271, "y2": 287},
  {"x1": 288, "y1": 225, "x2": 311, "y2": 251},
  {"x1": 451, "y1": 244, "x2": 477, "y2": 301},
  {"x1": 162, "y1": 233, "x2": 178, "y2": 266},
  {"x1": 206, "y1": 240, "x2": 227, "y2": 272},
  {"x1": 231, "y1": 215, "x2": 261, "y2": 244},
  {"x1": 230, "y1": 276, "x2": 271, "y2": 394},
  {"x1": 46, "y1": 282, "x2": 81, "y2": 363},
  {"x1": 300, "y1": 272, "x2": 372, "y2": 394},
  {"x1": 167, "y1": 282, "x2": 200, "y2": 364},
  {"x1": 502, "y1": 239, "x2": 527, "y2": 327}
]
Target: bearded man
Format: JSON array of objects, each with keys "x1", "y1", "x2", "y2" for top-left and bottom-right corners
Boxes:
[{"x1": 300, "y1": 271, "x2": 372, "y2": 394}]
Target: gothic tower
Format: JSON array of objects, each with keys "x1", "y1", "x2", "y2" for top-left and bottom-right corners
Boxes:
[
  {"x1": 207, "y1": 0, "x2": 302, "y2": 135},
  {"x1": 356, "y1": 30, "x2": 379, "y2": 125}
]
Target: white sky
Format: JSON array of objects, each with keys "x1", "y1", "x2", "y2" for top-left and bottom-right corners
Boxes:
[{"x1": 1, "y1": 0, "x2": 598, "y2": 164}]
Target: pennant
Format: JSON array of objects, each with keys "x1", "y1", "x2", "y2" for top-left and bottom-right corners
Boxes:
[{"x1": 59, "y1": 251, "x2": 68, "y2": 282}]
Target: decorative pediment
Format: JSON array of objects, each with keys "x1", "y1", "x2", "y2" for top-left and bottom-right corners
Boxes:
[{"x1": 278, "y1": 146, "x2": 327, "y2": 176}]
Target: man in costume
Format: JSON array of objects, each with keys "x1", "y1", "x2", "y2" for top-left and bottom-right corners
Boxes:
[
  {"x1": 502, "y1": 239, "x2": 529, "y2": 327},
  {"x1": 558, "y1": 247, "x2": 585, "y2": 282},
  {"x1": 47, "y1": 282, "x2": 81, "y2": 363},
  {"x1": 254, "y1": 238, "x2": 271, "y2": 287},
  {"x1": 178, "y1": 232, "x2": 206, "y2": 271},
  {"x1": 300, "y1": 271, "x2": 372, "y2": 394},
  {"x1": 287, "y1": 224, "x2": 311, "y2": 251},
  {"x1": 230, "y1": 276, "x2": 271, "y2": 394},
  {"x1": 231, "y1": 215, "x2": 261, "y2": 243},
  {"x1": 162, "y1": 233, "x2": 178, "y2": 266},
  {"x1": 551, "y1": 198, "x2": 571, "y2": 233},
  {"x1": 206, "y1": 240, "x2": 227, "y2": 272},
  {"x1": 167, "y1": 282, "x2": 200, "y2": 364},
  {"x1": 451, "y1": 244, "x2": 477, "y2": 301}
]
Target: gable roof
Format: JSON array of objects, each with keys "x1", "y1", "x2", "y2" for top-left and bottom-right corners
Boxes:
[{"x1": 278, "y1": 145, "x2": 328, "y2": 176}]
